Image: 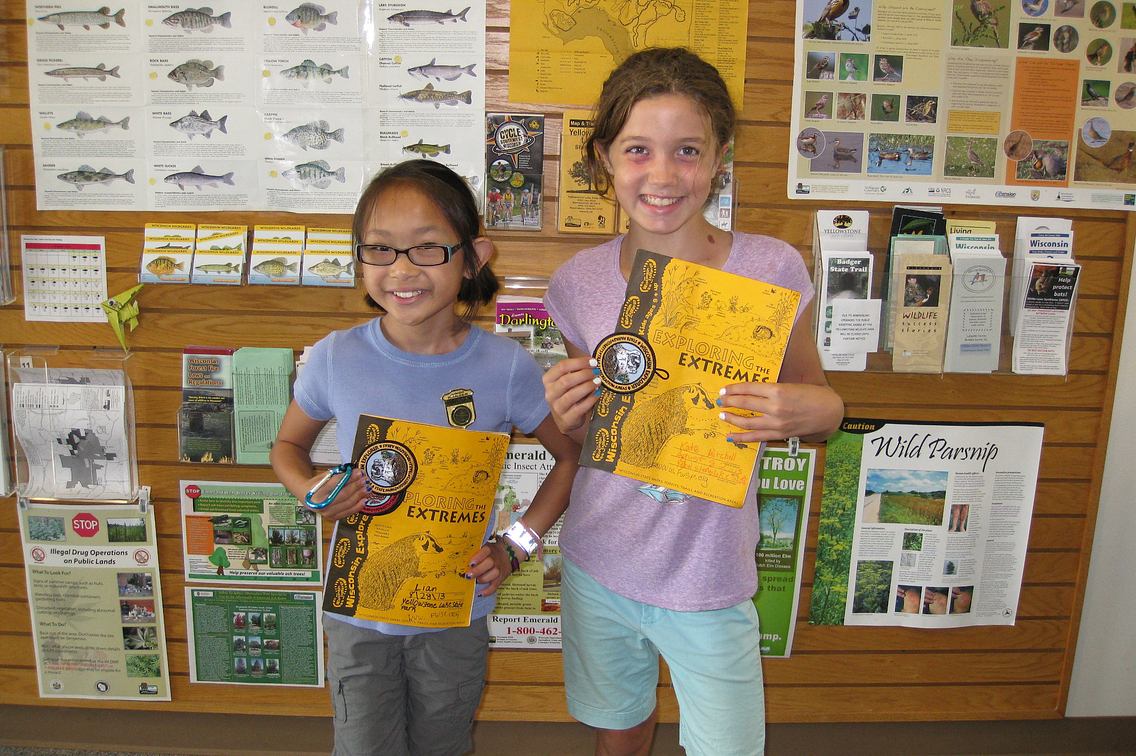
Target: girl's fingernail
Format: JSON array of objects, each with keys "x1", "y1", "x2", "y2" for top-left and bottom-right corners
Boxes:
[
  {"x1": 719, "y1": 388, "x2": 727, "y2": 395},
  {"x1": 476, "y1": 592, "x2": 484, "y2": 598},
  {"x1": 593, "y1": 368, "x2": 600, "y2": 375},
  {"x1": 594, "y1": 388, "x2": 601, "y2": 396},
  {"x1": 464, "y1": 572, "x2": 473, "y2": 579},
  {"x1": 593, "y1": 376, "x2": 602, "y2": 384},
  {"x1": 716, "y1": 398, "x2": 722, "y2": 406},
  {"x1": 726, "y1": 437, "x2": 734, "y2": 443},
  {"x1": 588, "y1": 358, "x2": 598, "y2": 367},
  {"x1": 719, "y1": 412, "x2": 726, "y2": 420}
]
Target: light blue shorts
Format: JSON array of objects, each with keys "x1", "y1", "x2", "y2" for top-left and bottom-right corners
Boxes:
[{"x1": 561, "y1": 558, "x2": 766, "y2": 756}]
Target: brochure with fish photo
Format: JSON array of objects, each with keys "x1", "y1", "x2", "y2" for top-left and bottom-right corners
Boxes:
[
  {"x1": 581, "y1": 250, "x2": 801, "y2": 509},
  {"x1": 324, "y1": 414, "x2": 509, "y2": 628},
  {"x1": 248, "y1": 225, "x2": 304, "y2": 286},
  {"x1": 485, "y1": 113, "x2": 544, "y2": 231},
  {"x1": 301, "y1": 227, "x2": 354, "y2": 287},
  {"x1": 192, "y1": 224, "x2": 246, "y2": 285},
  {"x1": 140, "y1": 223, "x2": 195, "y2": 285}
]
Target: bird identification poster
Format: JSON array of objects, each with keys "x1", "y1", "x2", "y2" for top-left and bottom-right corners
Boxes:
[
  {"x1": 581, "y1": 250, "x2": 801, "y2": 508},
  {"x1": 324, "y1": 415, "x2": 509, "y2": 628},
  {"x1": 26, "y1": 1, "x2": 486, "y2": 212},
  {"x1": 809, "y1": 419, "x2": 1044, "y2": 627},
  {"x1": 185, "y1": 587, "x2": 324, "y2": 687},
  {"x1": 20, "y1": 503, "x2": 170, "y2": 701},
  {"x1": 179, "y1": 480, "x2": 323, "y2": 586},
  {"x1": 791, "y1": 0, "x2": 1136, "y2": 211}
]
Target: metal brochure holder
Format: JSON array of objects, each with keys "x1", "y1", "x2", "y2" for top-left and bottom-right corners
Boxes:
[{"x1": 7, "y1": 347, "x2": 144, "y2": 510}]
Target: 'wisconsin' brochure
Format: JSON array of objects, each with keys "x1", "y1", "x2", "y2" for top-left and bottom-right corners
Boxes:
[
  {"x1": 323, "y1": 415, "x2": 509, "y2": 628},
  {"x1": 581, "y1": 249, "x2": 801, "y2": 508}
]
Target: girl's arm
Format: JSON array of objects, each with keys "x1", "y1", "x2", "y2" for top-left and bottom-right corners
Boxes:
[
  {"x1": 717, "y1": 301, "x2": 844, "y2": 444},
  {"x1": 541, "y1": 339, "x2": 599, "y2": 446},
  {"x1": 270, "y1": 400, "x2": 367, "y2": 521},
  {"x1": 466, "y1": 414, "x2": 580, "y2": 596}
]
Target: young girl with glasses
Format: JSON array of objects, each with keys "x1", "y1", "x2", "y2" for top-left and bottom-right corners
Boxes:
[{"x1": 271, "y1": 159, "x2": 577, "y2": 756}]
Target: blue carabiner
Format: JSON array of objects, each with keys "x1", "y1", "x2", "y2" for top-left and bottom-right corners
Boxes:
[{"x1": 305, "y1": 463, "x2": 355, "y2": 510}]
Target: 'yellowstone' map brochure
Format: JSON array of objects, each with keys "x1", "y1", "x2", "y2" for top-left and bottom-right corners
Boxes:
[
  {"x1": 581, "y1": 250, "x2": 801, "y2": 508},
  {"x1": 323, "y1": 415, "x2": 509, "y2": 628}
]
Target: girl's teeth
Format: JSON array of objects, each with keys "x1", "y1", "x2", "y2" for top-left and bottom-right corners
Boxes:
[
  {"x1": 643, "y1": 196, "x2": 679, "y2": 206},
  {"x1": 392, "y1": 290, "x2": 422, "y2": 299}
]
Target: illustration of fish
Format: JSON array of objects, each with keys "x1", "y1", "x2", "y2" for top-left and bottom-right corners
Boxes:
[
  {"x1": 57, "y1": 165, "x2": 135, "y2": 189},
  {"x1": 398, "y1": 83, "x2": 472, "y2": 108},
  {"x1": 387, "y1": 7, "x2": 470, "y2": 25},
  {"x1": 282, "y1": 121, "x2": 344, "y2": 150},
  {"x1": 162, "y1": 8, "x2": 232, "y2": 32},
  {"x1": 253, "y1": 257, "x2": 299, "y2": 277},
  {"x1": 307, "y1": 258, "x2": 353, "y2": 279},
  {"x1": 403, "y1": 139, "x2": 450, "y2": 157},
  {"x1": 155, "y1": 242, "x2": 190, "y2": 249},
  {"x1": 207, "y1": 244, "x2": 242, "y2": 250},
  {"x1": 37, "y1": 7, "x2": 126, "y2": 30},
  {"x1": 195, "y1": 262, "x2": 241, "y2": 274},
  {"x1": 168, "y1": 59, "x2": 225, "y2": 90},
  {"x1": 164, "y1": 165, "x2": 236, "y2": 190},
  {"x1": 283, "y1": 160, "x2": 346, "y2": 189},
  {"x1": 46, "y1": 63, "x2": 120, "y2": 81},
  {"x1": 280, "y1": 59, "x2": 349, "y2": 85},
  {"x1": 170, "y1": 110, "x2": 228, "y2": 139},
  {"x1": 407, "y1": 58, "x2": 477, "y2": 81},
  {"x1": 286, "y1": 3, "x2": 337, "y2": 33},
  {"x1": 56, "y1": 112, "x2": 129, "y2": 137},
  {"x1": 146, "y1": 256, "x2": 185, "y2": 277}
]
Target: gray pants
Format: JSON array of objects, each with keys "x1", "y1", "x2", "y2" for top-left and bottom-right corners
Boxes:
[{"x1": 325, "y1": 617, "x2": 489, "y2": 756}]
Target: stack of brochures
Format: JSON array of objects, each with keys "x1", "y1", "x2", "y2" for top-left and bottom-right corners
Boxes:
[
  {"x1": 812, "y1": 210, "x2": 877, "y2": 371},
  {"x1": 1010, "y1": 218, "x2": 1078, "y2": 375}
]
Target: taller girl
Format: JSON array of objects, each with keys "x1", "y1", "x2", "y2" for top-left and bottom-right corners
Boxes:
[{"x1": 543, "y1": 48, "x2": 844, "y2": 756}]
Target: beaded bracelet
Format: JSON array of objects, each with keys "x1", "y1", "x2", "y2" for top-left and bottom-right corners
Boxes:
[{"x1": 500, "y1": 541, "x2": 521, "y2": 573}]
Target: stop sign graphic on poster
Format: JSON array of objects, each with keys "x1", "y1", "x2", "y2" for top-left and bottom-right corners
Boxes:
[{"x1": 72, "y1": 513, "x2": 100, "y2": 537}]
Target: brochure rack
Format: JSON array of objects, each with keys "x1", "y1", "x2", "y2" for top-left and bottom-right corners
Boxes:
[
  {"x1": 0, "y1": 349, "x2": 13, "y2": 496},
  {"x1": 7, "y1": 347, "x2": 141, "y2": 505}
]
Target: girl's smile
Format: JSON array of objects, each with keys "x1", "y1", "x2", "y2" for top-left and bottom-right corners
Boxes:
[
  {"x1": 360, "y1": 187, "x2": 484, "y2": 353},
  {"x1": 603, "y1": 93, "x2": 728, "y2": 255}
]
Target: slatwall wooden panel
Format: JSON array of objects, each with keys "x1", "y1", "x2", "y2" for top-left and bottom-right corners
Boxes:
[{"x1": 0, "y1": 0, "x2": 1129, "y2": 724}]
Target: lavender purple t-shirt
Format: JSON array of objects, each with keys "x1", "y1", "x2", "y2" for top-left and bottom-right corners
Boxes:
[{"x1": 544, "y1": 233, "x2": 813, "y2": 611}]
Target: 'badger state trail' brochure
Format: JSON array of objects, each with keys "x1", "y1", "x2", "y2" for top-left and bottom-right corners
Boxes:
[
  {"x1": 323, "y1": 415, "x2": 509, "y2": 628},
  {"x1": 581, "y1": 249, "x2": 801, "y2": 508}
]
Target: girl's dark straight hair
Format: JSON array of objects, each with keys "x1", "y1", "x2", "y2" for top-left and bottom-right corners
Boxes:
[
  {"x1": 353, "y1": 159, "x2": 498, "y2": 320},
  {"x1": 585, "y1": 47, "x2": 736, "y2": 197}
]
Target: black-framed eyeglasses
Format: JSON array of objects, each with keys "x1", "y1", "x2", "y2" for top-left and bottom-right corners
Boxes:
[{"x1": 354, "y1": 243, "x2": 464, "y2": 267}]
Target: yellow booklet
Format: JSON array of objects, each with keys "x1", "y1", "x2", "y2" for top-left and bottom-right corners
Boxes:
[
  {"x1": 582, "y1": 250, "x2": 801, "y2": 508},
  {"x1": 323, "y1": 415, "x2": 509, "y2": 628}
]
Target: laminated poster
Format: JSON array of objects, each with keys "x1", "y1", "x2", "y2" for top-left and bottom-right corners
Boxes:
[
  {"x1": 324, "y1": 415, "x2": 509, "y2": 628},
  {"x1": 488, "y1": 442, "x2": 564, "y2": 648},
  {"x1": 20, "y1": 503, "x2": 170, "y2": 701},
  {"x1": 185, "y1": 586, "x2": 324, "y2": 687},
  {"x1": 810, "y1": 419, "x2": 1044, "y2": 628},
  {"x1": 581, "y1": 250, "x2": 801, "y2": 508},
  {"x1": 180, "y1": 480, "x2": 323, "y2": 585}
]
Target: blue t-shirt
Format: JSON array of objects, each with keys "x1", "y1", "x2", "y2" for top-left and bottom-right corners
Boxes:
[{"x1": 295, "y1": 317, "x2": 550, "y2": 635}]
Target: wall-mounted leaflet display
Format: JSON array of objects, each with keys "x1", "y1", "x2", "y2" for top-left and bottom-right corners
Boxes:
[
  {"x1": 8, "y1": 348, "x2": 140, "y2": 503},
  {"x1": 0, "y1": 149, "x2": 13, "y2": 306}
]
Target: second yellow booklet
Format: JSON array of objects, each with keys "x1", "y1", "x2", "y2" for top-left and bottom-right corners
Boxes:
[
  {"x1": 323, "y1": 415, "x2": 509, "y2": 628},
  {"x1": 582, "y1": 250, "x2": 801, "y2": 508}
]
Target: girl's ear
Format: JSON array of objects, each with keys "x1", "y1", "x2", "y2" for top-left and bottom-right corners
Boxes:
[{"x1": 467, "y1": 237, "x2": 494, "y2": 278}]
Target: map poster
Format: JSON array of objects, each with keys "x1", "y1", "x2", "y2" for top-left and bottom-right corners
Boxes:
[
  {"x1": 809, "y1": 419, "x2": 1043, "y2": 628},
  {"x1": 581, "y1": 249, "x2": 801, "y2": 508},
  {"x1": 790, "y1": 0, "x2": 1136, "y2": 211},
  {"x1": 20, "y1": 503, "x2": 170, "y2": 701},
  {"x1": 488, "y1": 443, "x2": 564, "y2": 648},
  {"x1": 185, "y1": 587, "x2": 323, "y2": 687},
  {"x1": 508, "y1": 0, "x2": 749, "y2": 107},
  {"x1": 179, "y1": 480, "x2": 323, "y2": 586},
  {"x1": 324, "y1": 415, "x2": 509, "y2": 628},
  {"x1": 754, "y1": 446, "x2": 815, "y2": 658}
]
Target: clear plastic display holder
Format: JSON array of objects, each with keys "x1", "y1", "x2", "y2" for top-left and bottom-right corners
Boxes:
[
  {"x1": 0, "y1": 349, "x2": 14, "y2": 496},
  {"x1": 7, "y1": 347, "x2": 145, "y2": 508},
  {"x1": 0, "y1": 148, "x2": 13, "y2": 306}
]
